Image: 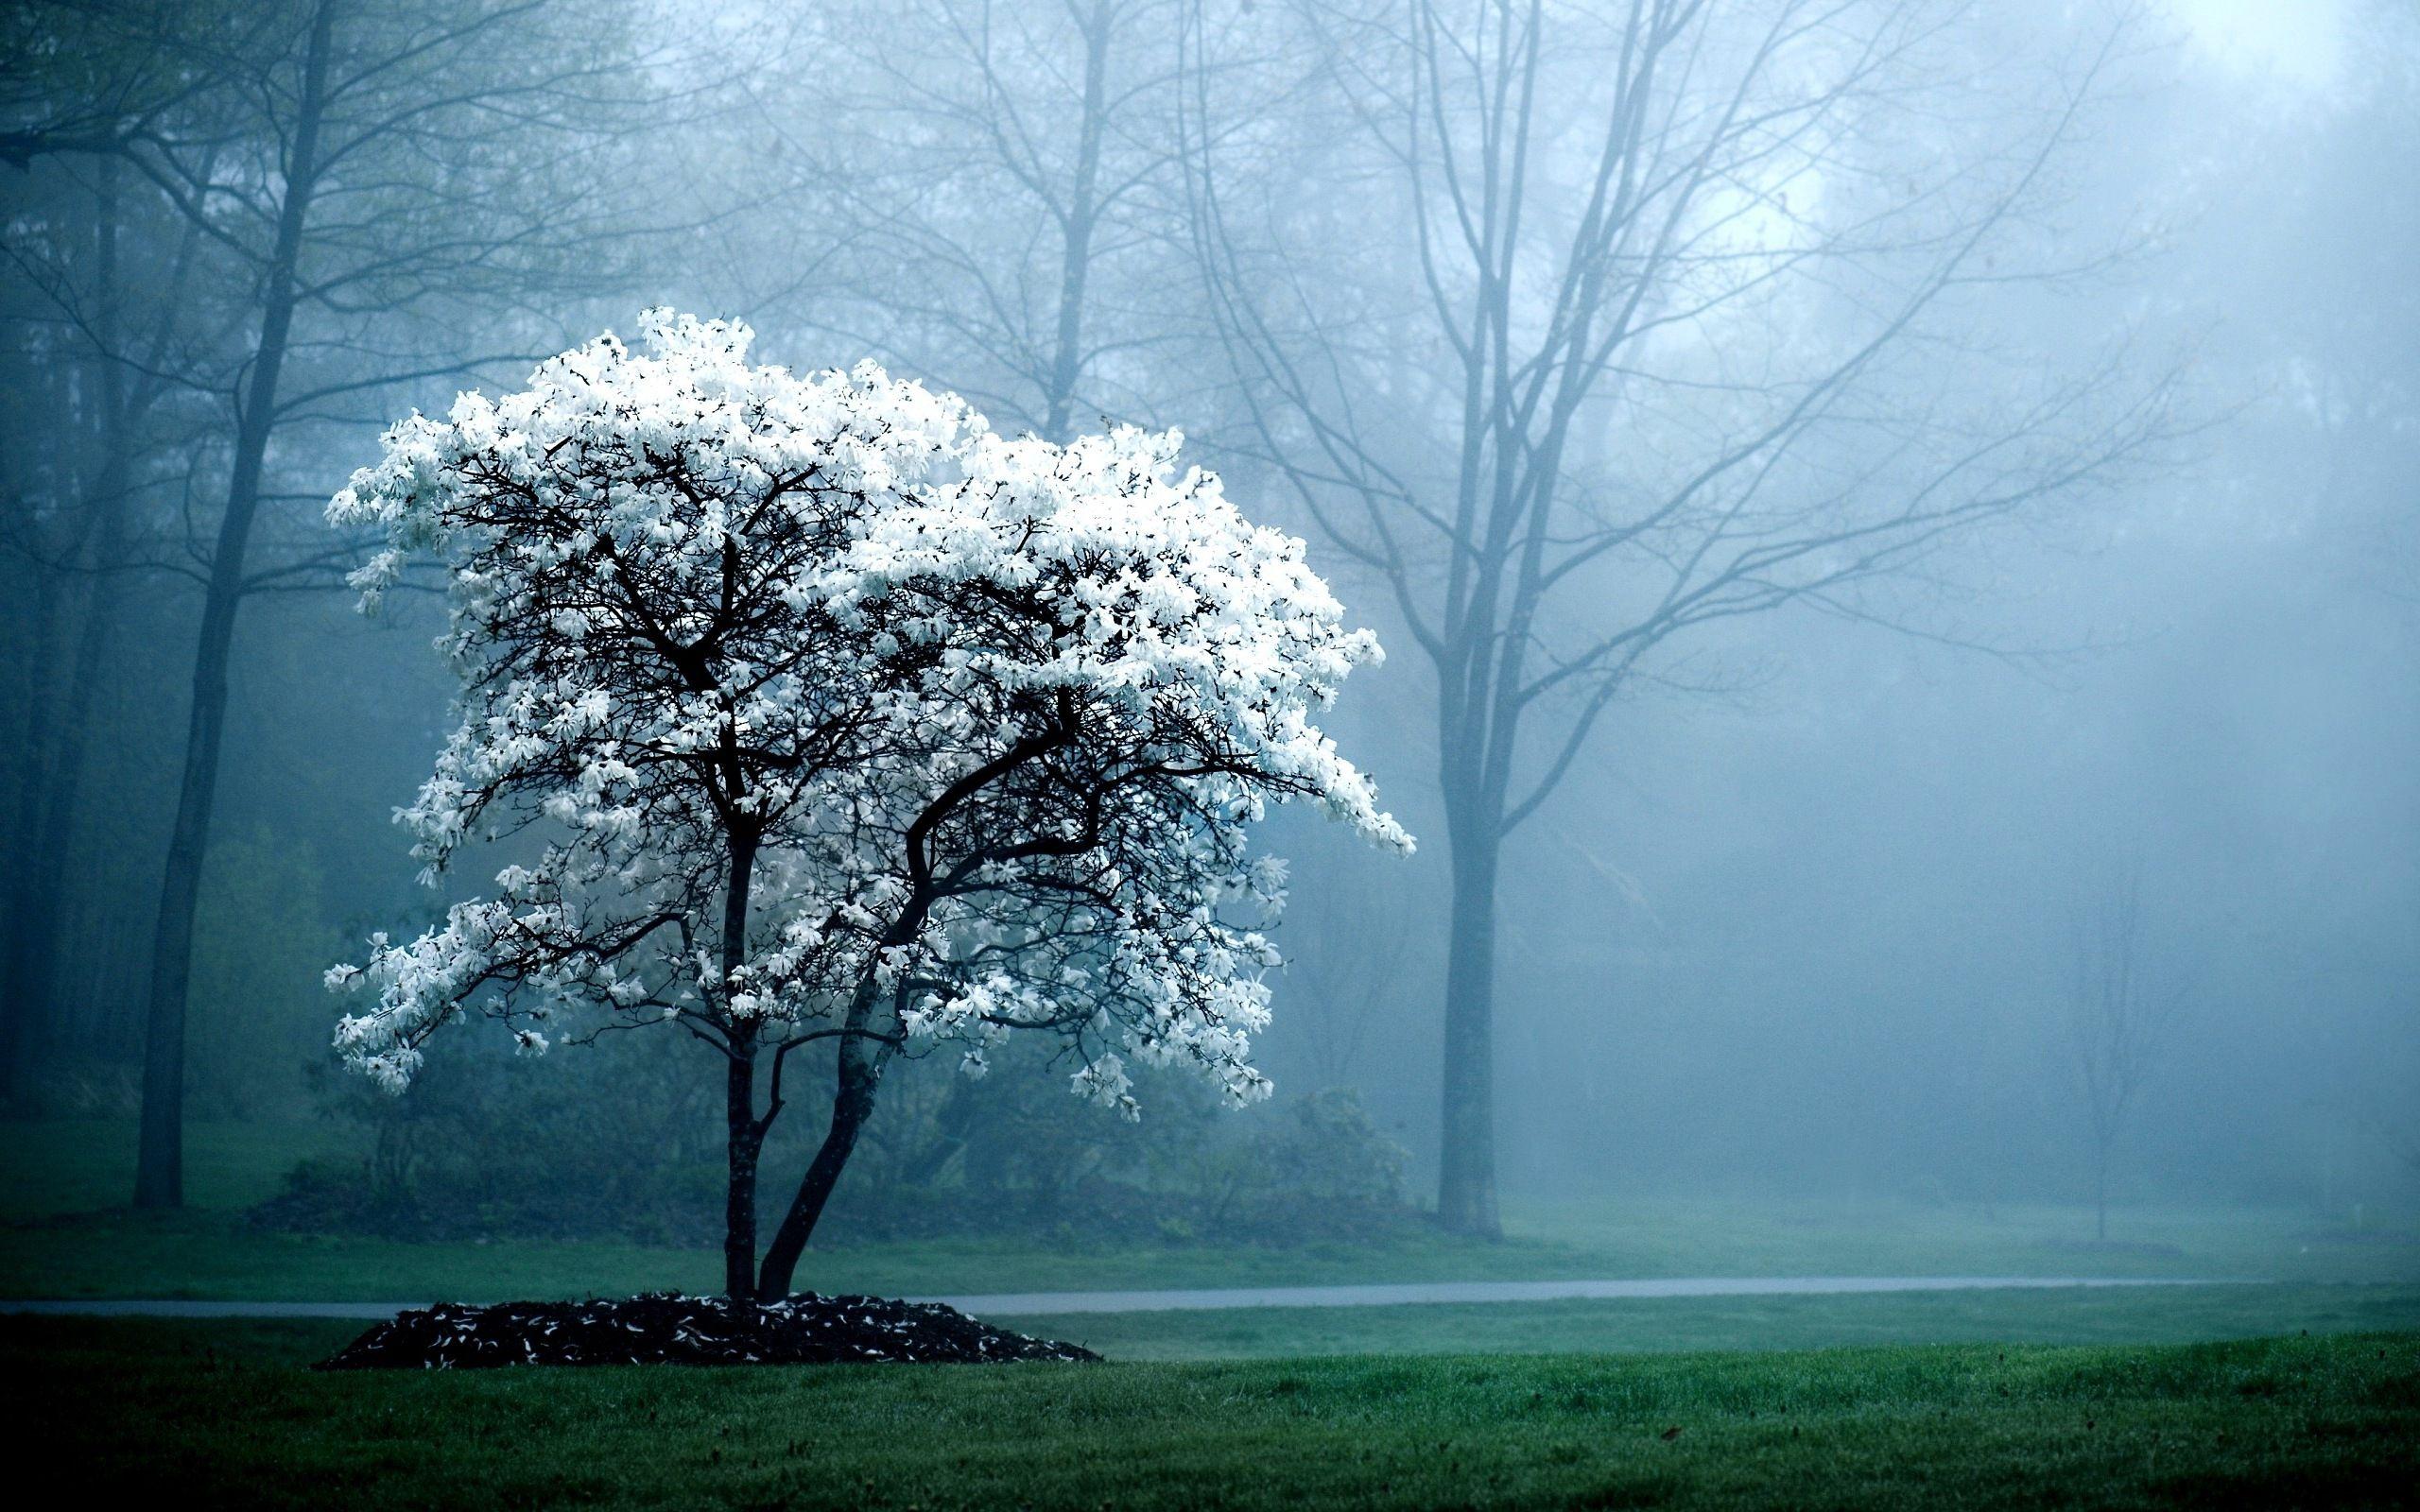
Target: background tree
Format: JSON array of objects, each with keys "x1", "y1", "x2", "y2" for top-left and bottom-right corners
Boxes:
[
  {"x1": 2, "y1": 0, "x2": 669, "y2": 1202},
  {"x1": 0, "y1": 1, "x2": 233, "y2": 167},
  {"x1": 0, "y1": 140, "x2": 223, "y2": 1100},
  {"x1": 1184, "y1": 0, "x2": 2179, "y2": 1233},
  {"x1": 2061, "y1": 861, "x2": 2184, "y2": 1242},
  {"x1": 327, "y1": 313, "x2": 1407, "y2": 1297},
  {"x1": 742, "y1": 0, "x2": 1230, "y2": 442}
]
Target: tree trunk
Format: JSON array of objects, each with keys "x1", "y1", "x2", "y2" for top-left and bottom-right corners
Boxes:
[
  {"x1": 1037, "y1": 5, "x2": 1108, "y2": 444},
  {"x1": 134, "y1": 0, "x2": 333, "y2": 1210},
  {"x1": 723, "y1": 1034, "x2": 760, "y2": 1297},
  {"x1": 0, "y1": 559, "x2": 66, "y2": 1099},
  {"x1": 1435, "y1": 815, "x2": 1503, "y2": 1238},
  {"x1": 9, "y1": 158, "x2": 133, "y2": 1102},
  {"x1": 719, "y1": 832, "x2": 761, "y2": 1298},
  {"x1": 2093, "y1": 1143, "x2": 2108, "y2": 1242},
  {"x1": 17, "y1": 477, "x2": 127, "y2": 1092},
  {"x1": 755, "y1": 983, "x2": 890, "y2": 1299}
]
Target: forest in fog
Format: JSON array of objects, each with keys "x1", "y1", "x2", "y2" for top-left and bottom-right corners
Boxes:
[{"x1": 1, "y1": 0, "x2": 2413, "y2": 1249}]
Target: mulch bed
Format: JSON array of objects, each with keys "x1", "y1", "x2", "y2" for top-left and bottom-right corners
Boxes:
[{"x1": 316, "y1": 1292, "x2": 1101, "y2": 1369}]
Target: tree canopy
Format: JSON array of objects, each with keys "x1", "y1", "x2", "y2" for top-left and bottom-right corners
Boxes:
[{"x1": 324, "y1": 311, "x2": 1407, "y2": 1292}]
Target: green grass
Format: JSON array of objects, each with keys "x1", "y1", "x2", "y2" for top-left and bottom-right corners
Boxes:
[
  {"x1": 1512, "y1": 1194, "x2": 2420, "y2": 1286},
  {"x1": 9, "y1": 1118, "x2": 2416, "y2": 1305},
  {"x1": 12, "y1": 1120, "x2": 2417, "y2": 1504},
  {"x1": 1038, "y1": 1284, "x2": 2420, "y2": 1361},
  {"x1": 6, "y1": 1318, "x2": 2412, "y2": 1509}
]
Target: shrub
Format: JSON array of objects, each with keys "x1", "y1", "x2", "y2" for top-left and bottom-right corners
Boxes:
[{"x1": 254, "y1": 1025, "x2": 1414, "y2": 1247}]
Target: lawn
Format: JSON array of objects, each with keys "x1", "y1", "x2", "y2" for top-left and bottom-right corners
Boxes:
[
  {"x1": 1041, "y1": 1283, "x2": 2420, "y2": 1361},
  {"x1": 10, "y1": 1121, "x2": 2417, "y2": 1506},
  {"x1": 4, "y1": 1318, "x2": 2411, "y2": 1509}
]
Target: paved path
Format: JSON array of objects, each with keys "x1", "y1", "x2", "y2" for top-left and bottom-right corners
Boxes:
[{"x1": 0, "y1": 1275, "x2": 2238, "y2": 1321}]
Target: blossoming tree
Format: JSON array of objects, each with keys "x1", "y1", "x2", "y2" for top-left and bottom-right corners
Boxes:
[{"x1": 325, "y1": 312, "x2": 1408, "y2": 1298}]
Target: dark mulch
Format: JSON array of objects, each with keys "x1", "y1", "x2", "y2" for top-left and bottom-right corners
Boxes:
[{"x1": 316, "y1": 1292, "x2": 1101, "y2": 1369}]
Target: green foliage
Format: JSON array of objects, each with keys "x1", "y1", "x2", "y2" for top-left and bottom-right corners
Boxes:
[
  {"x1": 1240, "y1": 1087, "x2": 1411, "y2": 1208},
  {"x1": 5, "y1": 1323, "x2": 2413, "y2": 1509},
  {"x1": 825, "y1": 1044, "x2": 1415, "y2": 1246},
  {"x1": 254, "y1": 1025, "x2": 725, "y2": 1245},
  {"x1": 251, "y1": 1026, "x2": 1418, "y2": 1248}
]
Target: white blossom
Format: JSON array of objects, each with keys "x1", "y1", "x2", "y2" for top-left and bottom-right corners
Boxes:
[{"x1": 327, "y1": 310, "x2": 1408, "y2": 1125}]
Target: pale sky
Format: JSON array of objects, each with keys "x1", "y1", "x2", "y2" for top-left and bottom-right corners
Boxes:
[{"x1": 2168, "y1": 0, "x2": 2352, "y2": 91}]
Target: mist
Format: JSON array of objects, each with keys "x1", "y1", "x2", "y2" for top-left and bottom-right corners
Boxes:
[{"x1": 2, "y1": 0, "x2": 2414, "y2": 1269}]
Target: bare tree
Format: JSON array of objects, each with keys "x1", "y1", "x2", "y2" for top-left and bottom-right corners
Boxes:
[
  {"x1": 0, "y1": 1, "x2": 233, "y2": 167},
  {"x1": 6, "y1": 0, "x2": 669, "y2": 1205},
  {"x1": 747, "y1": 0, "x2": 1230, "y2": 441},
  {"x1": 0, "y1": 144, "x2": 221, "y2": 1099},
  {"x1": 1184, "y1": 0, "x2": 2179, "y2": 1233},
  {"x1": 2062, "y1": 861, "x2": 2184, "y2": 1242}
]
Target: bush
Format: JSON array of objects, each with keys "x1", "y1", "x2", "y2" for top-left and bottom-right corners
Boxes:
[
  {"x1": 253, "y1": 1025, "x2": 1416, "y2": 1248},
  {"x1": 252, "y1": 1024, "x2": 723, "y2": 1244}
]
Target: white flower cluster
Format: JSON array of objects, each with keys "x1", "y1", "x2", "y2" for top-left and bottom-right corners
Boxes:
[{"x1": 328, "y1": 310, "x2": 1408, "y2": 1115}]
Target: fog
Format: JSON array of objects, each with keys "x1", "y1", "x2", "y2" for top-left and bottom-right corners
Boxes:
[{"x1": 2, "y1": 0, "x2": 2413, "y2": 1258}]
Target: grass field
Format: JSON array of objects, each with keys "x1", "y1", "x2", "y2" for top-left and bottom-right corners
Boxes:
[
  {"x1": 9, "y1": 1120, "x2": 2417, "y2": 1506},
  {"x1": 5, "y1": 1317, "x2": 2411, "y2": 1509},
  {"x1": 1040, "y1": 1284, "x2": 2420, "y2": 1361}
]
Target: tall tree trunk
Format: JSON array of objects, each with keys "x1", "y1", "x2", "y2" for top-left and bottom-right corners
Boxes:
[
  {"x1": 0, "y1": 305, "x2": 90, "y2": 1095},
  {"x1": 1037, "y1": 4, "x2": 1108, "y2": 444},
  {"x1": 723, "y1": 1034, "x2": 761, "y2": 1297},
  {"x1": 135, "y1": 0, "x2": 334, "y2": 1209},
  {"x1": 19, "y1": 487, "x2": 129, "y2": 1094},
  {"x1": 1041, "y1": 215, "x2": 1095, "y2": 444},
  {"x1": 0, "y1": 562, "x2": 66, "y2": 1098},
  {"x1": 1435, "y1": 803, "x2": 1503, "y2": 1237},
  {"x1": 9, "y1": 157, "x2": 134, "y2": 1102},
  {"x1": 755, "y1": 979, "x2": 890, "y2": 1300},
  {"x1": 720, "y1": 833, "x2": 761, "y2": 1298}
]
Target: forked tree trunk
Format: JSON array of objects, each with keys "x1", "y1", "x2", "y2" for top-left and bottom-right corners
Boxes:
[
  {"x1": 135, "y1": 0, "x2": 335, "y2": 1210},
  {"x1": 755, "y1": 982, "x2": 890, "y2": 1300}
]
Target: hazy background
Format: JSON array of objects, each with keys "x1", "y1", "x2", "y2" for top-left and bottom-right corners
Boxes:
[{"x1": 2, "y1": 0, "x2": 2412, "y2": 1238}]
